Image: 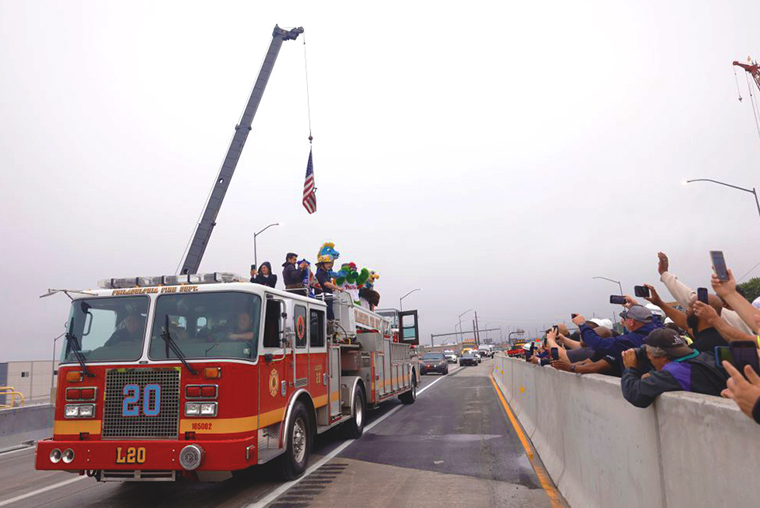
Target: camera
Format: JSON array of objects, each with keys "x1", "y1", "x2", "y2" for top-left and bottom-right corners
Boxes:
[{"x1": 635, "y1": 346, "x2": 649, "y2": 364}]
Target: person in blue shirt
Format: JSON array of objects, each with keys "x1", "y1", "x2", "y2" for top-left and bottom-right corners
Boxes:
[{"x1": 572, "y1": 302, "x2": 663, "y2": 363}]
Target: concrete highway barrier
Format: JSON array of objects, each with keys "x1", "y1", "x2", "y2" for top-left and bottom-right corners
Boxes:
[
  {"x1": 492, "y1": 355, "x2": 760, "y2": 508},
  {"x1": 0, "y1": 404, "x2": 53, "y2": 450}
]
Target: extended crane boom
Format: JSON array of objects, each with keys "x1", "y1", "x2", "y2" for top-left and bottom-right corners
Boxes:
[
  {"x1": 180, "y1": 25, "x2": 303, "y2": 275},
  {"x1": 733, "y1": 59, "x2": 760, "y2": 94}
]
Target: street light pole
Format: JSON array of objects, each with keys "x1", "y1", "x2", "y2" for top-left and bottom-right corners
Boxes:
[
  {"x1": 50, "y1": 332, "x2": 65, "y2": 394},
  {"x1": 399, "y1": 288, "x2": 422, "y2": 311},
  {"x1": 592, "y1": 276, "x2": 624, "y2": 296},
  {"x1": 685, "y1": 179, "x2": 760, "y2": 221},
  {"x1": 253, "y1": 223, "x2": 279, "y2": 267},
  {"x1": 457, "y1": 309, "x2": 474, "y2": 343}
]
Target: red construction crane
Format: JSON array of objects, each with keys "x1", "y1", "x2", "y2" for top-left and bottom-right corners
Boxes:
[{"x1": 733, "y1": 59, "x2": 760, "y2": 94}]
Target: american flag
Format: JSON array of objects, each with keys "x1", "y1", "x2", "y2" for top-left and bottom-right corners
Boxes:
[{"x1": 302, "y1": 148, "x2": 317, "y2": 214}]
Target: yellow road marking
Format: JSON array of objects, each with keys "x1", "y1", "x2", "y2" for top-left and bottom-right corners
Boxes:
[{"x1": 489, "y1": 375, "x2": 564, "y2": 508}]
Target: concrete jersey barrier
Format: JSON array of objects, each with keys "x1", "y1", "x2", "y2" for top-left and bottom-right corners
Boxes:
[
  {"x1": 492, "y1": 355, "x2": 760, "y2": 508},
  {"x1": 0, "y1": 404, "x2": 54, "y2": 450}
]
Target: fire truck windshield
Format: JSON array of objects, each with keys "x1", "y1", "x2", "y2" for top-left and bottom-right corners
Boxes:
[
  {"x1": 148, "y1": 291, "x2": 261, "y2": 361},
  {"x1": 61, "y1": 296, "x2": 149, "y2": 363}
]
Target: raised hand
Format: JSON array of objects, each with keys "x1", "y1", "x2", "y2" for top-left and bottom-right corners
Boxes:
[
  {"x1": 722, "y1": 360, "x2": 760, "y2": 419},
  {"x1": 658, "y1": 252, "x2": 669, "y2": 276},
  {"x1": 711, "y1": 269, "x2": 737, "y2": 299},
  {"x1": 643, "y1": 284, "x2": 663, "y2": 306}
]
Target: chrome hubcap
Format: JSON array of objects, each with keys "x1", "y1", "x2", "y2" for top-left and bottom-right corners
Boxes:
[
  {"x1": 355, "y1": 393, "x2": 363, "y2": 428},
  {"x1": 293, "y1": 418, "x2": 306, "y2": 464}
]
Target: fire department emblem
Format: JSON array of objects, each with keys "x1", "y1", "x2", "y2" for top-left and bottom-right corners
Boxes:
[
  {"x1": 268, "y1": 369, "x2": 279, "y2": 397},
  {"x1": 296, "y1": 315, "x2": 306, "y2": 341}
]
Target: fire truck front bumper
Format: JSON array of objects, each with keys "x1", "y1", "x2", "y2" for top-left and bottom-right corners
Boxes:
[{"x1": 36, "y1": 435, "x2": 259, "y2": 474}]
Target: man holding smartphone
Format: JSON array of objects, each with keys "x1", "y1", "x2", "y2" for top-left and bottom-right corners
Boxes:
[
  {"x1": 643, "y1": 285, "x2": 728, "y2": 353},
  {"x1": 656, "y1": 252, "x2": 753, "y2": 335},
  {"x1": 621, "y1": 328, "x2": 727, "y2": 408},
  {"x1": 571, "y1": 304, "x2": 661, "y2": 368}
]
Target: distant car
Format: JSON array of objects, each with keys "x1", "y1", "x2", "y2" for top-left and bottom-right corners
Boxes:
[
  {"x1": 478, "y1": 346, "x2": 493, "y2": 358},
  {"x1": 420, "y1": 353, "x2": 449, "y2": 375},
  {"x1": 460, "y1": 352, "x2": 478, "y2": 366},
  {"x1": 472, "y1": 351, "x2": 482, "y2": 364},
  {"x1": 443, "y1": 350, "x2": 458, "y2": 364}
]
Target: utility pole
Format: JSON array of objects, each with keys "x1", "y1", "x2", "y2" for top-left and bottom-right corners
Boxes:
[{"x1": 474, "y1": 311, "x2": 481, "y2": 345}]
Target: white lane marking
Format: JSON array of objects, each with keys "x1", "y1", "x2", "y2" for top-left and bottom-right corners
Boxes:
[
  {"x1": 0, "y1": 476, "x2": 87, "y2": 507},
  {"x1": 248, "y1": 371, "x2": 452, "y2": 508}
]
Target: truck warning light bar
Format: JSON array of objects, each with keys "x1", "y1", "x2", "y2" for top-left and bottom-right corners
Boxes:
[{"x1": 98, "y1": 272, "x2": 247, "y2": 290}]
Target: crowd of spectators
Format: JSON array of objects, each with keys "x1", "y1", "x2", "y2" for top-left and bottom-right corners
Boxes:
[{"x1": 520, "y1": 252, "x2": 760, "y2": 425}]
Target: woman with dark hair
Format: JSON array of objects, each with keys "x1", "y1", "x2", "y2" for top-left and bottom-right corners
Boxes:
[{"x1": 252, "y1": 262, "x2": 277, "y2": 288}]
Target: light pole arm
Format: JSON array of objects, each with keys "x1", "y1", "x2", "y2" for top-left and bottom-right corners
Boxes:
[
  {"x1": 686, "y1": 179, "x2": 760, "y2": 222},
  {"x1": 593, "y1": 276, "x2": 624, "y2": 295},
  {"x1": 686, "y1": 179, "x2": 754, "y2": 194},
  {"x1": 255, "y1": 223, "x2": 279, "y2": 237}
]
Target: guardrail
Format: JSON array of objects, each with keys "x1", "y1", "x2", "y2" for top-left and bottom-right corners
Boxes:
[
  {"x1": 0, "y1": 404, "x2": 54, "y2": 450},
  {"x1": 492, "y1": 354, "x2": 760, "y2": 508},
  {"x1": 0, "y1": 386, "x2": 25, "y2": 409}
]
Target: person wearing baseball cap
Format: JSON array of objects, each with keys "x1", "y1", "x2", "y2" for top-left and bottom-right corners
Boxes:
[
  {"x1": 620, "y1": 328, "x2": 728, "y2": 408},
  {"x1": 571, "y1": 300, "x2": 663, "y2": 369}
]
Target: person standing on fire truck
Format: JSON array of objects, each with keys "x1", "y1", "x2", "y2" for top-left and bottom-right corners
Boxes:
[
  {"x1": 283, "y1": 253, "x2": 309, "y2": 294},
  {"x1": 315, "y1": 257, "x2": 343, "y2": 321}
]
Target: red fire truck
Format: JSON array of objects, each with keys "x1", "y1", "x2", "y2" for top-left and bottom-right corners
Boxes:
[{"x1": 35, "y1": 273, "x2": 420, "y2": 481}]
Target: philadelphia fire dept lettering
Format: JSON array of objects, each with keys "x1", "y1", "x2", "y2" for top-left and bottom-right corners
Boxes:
[{"x1": 122, "y1": 384, "x2": 161, "y2": 417}]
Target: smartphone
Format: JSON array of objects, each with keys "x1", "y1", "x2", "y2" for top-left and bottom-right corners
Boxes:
[
  {"x1": 715, "y1": 346, "x2": 731, "y2": 369},
  {"x1": 710, "y1": 250, "x2": 729, "y2": 282},
  {"x1": 525, "y1": 342, "x2": 535, "y2": 360},
  {"x1": 551, "y1": 347, "x2": 559, "y2": 361},
  {"x1": 697, "y1": 287, "x2": 708, "y2": 304},
  {"x1": 634, "y1": 286, "x2": 650, "y2": 298},
  {"x1": 732, "y1": 341, "x2": 760, "y2": 376},
  {"x1": 610, "y1": 295, "x2": 627, "y2": 305},
  {"x1": 715, "y1": 342, "x2": 760, "y2": 377}
]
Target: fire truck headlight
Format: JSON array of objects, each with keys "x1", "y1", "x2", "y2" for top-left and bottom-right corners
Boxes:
[
  {"x1": 185, "y1": 403, "x2": 200, "y2": 416},
  {"x1": 200, "y1": 403, "x2": 217, "y2": 416},
  {"x1": 62, "y1": 448, "x2": 75, "y2": 464},
  {"x1": 78, "y1": 405, "x2": 95, "y2": 418},
  {"x1": 64, "y1": 405, "x2": 80, "y2": 418},
  {"x1": 49, "y1": 448, "x2": 62, "y2": 463},
  {"x1": 179, "y1": 444, "x2": 205, "y2": 471}
]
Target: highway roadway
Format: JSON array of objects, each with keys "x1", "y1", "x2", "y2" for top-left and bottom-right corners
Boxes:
[{"x1": 0, "y1": 358, "x2": 562, "y2": 508}]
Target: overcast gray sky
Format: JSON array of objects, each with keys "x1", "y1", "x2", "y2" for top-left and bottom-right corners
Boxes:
[{"x1": 2, "y1": 0, "x2": 760, "y2": 361}]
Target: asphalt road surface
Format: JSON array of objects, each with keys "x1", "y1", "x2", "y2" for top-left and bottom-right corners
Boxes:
[{"x1": 0, "y1": 358, "x2": 561, "y2": 508}]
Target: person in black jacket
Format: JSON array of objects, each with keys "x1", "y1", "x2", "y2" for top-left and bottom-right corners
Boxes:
[
  {"x1": 282, "y1": 253, "x2": 309, "y2": 295},
  {"x1": 621, "y1": 327, "x2": 727, "y2": 408},
  {"x1": 251, "y1": 262, "x2": 277, "y2": 288}
]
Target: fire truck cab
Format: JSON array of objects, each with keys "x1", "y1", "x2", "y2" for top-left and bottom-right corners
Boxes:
[{"x1": 36, "y1": 273, "x2": 420, "y2": 482}]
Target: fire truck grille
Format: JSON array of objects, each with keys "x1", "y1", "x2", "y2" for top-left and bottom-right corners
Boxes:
[{"x1": 102, "y1": 368, "x2": 180, "y2": 439}]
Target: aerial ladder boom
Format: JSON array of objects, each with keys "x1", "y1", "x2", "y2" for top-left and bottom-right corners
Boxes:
[{"x1": 180, "y1": 25, "x2": 303, "y2": 275}]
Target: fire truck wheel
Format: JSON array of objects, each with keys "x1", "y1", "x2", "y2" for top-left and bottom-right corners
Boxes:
[
  {"x1": 399, "y1": 375, "x2": 417, "y2": 405},
  {"x1": 279, "y1": 401, "x2": 311, "y2": 480},
  {"x1": 344, "y1": 386, "x2": 366, "y2": 439}
]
